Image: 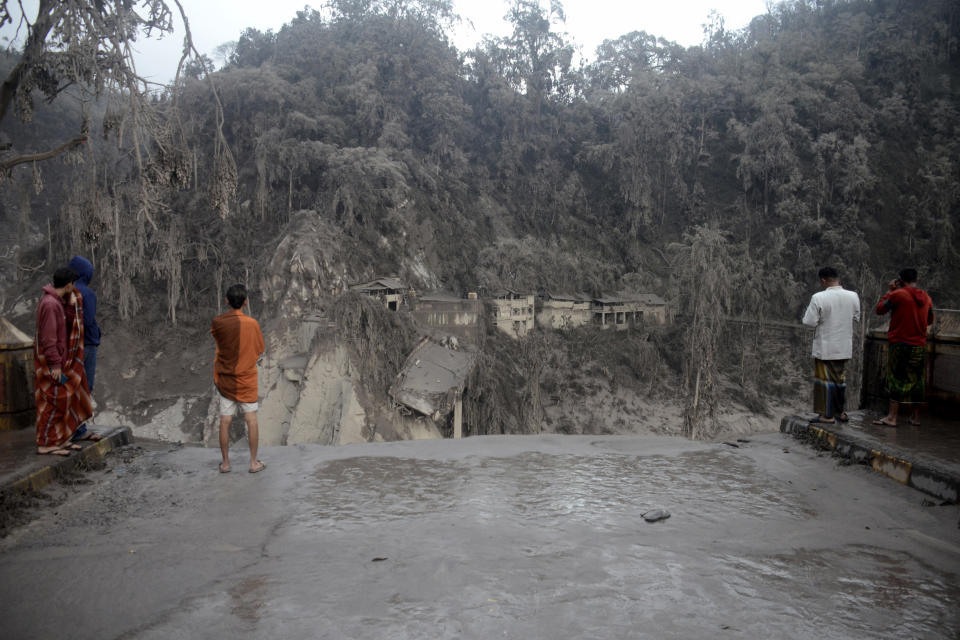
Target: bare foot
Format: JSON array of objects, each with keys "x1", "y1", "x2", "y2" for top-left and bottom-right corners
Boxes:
[
  {"x1": 872, "y1": 418, "x2": 897, "y2": 427},
  {"x1": 37, "y1": 447, "x2": 71, "y2": 456},
  {"x1": 219, "y1": 462, "x2": 231, "y2": 473}
]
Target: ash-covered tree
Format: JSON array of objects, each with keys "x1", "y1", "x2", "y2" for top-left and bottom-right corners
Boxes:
[
  {"x1": 0, "y1": 0, "x2": 175, "y2": 171},
  {"x1": 1, "y1": 0, "x2": 236, "y2": 323},
  {"x1": 676, "y1": 224, "x2": 736, "y2": 440}
]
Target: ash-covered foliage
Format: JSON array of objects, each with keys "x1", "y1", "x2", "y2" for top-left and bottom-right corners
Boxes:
[
  {"x1": 465, "y1": 324, "x2": 680, "y2": 436},
  {"x1": 329, "y1": 292, "x2": 419, "y2": 402},
  {"x1": 3, "y1": 0, "x2": 959, "y2": 437},
  {"x1": 7, "y1": 0, "x2": 959, "y2": 325}
]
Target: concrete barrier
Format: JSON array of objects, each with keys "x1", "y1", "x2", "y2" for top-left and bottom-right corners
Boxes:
[
  {"x1": 780, "y1": 415, "x2": 959, "y2": 503},
  {"x1": 7, "y1": 426, "x2": 133, "y2": 493}
]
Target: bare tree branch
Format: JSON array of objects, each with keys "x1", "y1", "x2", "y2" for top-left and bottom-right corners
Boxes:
[{"x1": 0, "y1": 136, "x2": 87, "y2": 172}]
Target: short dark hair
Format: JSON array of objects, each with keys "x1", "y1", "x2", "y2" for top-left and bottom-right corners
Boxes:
[
  {"x1": 53, "y1": 267, "x2": 79, "y2": 288},
  {"x1": 898, "y1": 268, "x2": 918, "y2": 284},
  {"x1": 818, "y1": 266, "x2": 839, "y2": 280},
  {"x1": 226, "y1": 283, "x2": 247, "y2": 309}
]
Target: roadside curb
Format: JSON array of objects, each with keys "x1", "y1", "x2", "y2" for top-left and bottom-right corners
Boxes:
[
  {"x1": 6, "y1": 427, "x2": 133, "y2": 494},
  {"x1": 780, "y1": 415, "x2": 959, "y2": 503}
]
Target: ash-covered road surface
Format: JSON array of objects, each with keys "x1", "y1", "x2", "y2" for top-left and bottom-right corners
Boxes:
[{"x1": 1, "y1": 433, "x2": 958, "y2": 639}]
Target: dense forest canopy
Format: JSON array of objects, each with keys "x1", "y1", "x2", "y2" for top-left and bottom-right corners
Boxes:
[{"x1": 2, "y1": 0, "x2": 959, "y2": 324}]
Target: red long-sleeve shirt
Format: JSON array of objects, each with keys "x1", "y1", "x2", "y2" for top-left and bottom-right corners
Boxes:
[
  {"x1": 36, "y1": 285, "x2": 75, "y2": 367},
  {"x1": 875, "y1": 286, "x2": 934, "y2": 346}
]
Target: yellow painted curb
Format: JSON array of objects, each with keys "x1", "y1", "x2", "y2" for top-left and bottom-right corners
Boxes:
[
  {"x1": 809, "y1": 426, "x2": 839, "y2": 450},
  {"x1": 870, "y1": 450, "x2": 912, "y2": 485},
  {"x1": 8, "y1": 429, "x2": 130, "y2": 493}
]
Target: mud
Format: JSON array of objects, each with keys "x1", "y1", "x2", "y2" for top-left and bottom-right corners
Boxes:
[
  {"x1": 0, "y1": 443, "x2": 165, "y2": 542},
  {"x1": 0, "y1": 488, "x2": 64, "y2": 538},
  {"x1": 0, "y1": 434, "x2": 958, "y2": 639}
]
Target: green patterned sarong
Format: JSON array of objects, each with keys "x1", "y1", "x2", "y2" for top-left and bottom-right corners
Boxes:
[{"x1": 886, "y1": 343, "x2": 927, "y2": 404}]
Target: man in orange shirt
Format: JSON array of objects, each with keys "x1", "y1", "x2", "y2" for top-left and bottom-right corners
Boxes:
[{"x1": 211, "y1": 284, "x2": 266, "y2": 473}]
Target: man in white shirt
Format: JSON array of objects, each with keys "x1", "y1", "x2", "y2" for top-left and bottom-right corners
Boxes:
[{"x1": 802, "y1": 267, "x2": 861, "y2": 424}]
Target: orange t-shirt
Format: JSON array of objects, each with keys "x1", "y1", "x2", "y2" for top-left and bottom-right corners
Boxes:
[{"x1": 211, "y1": 308, "x2": 264, "y2": 403}]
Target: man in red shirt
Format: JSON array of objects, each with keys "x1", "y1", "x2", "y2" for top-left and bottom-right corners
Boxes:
[
  {"x1": 873, "y1": 268, "x2": 934, "y2": 427},
  {"x1": 211, "y1": 284, "x2": 266, "y2": 473}
]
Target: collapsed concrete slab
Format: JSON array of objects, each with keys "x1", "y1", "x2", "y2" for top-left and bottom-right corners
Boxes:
[{"x1": 390, "y1": 338, "x2": 477, "y2": 438}]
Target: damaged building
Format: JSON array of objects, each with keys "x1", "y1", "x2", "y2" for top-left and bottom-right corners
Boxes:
[{"x1": 389, "y1": 338, "x2": 477, "y2": 438}]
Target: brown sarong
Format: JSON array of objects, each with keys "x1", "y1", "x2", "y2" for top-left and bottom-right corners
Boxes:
[{"x1": 34, "y1": 294, "x2": 93, "y2": 448}]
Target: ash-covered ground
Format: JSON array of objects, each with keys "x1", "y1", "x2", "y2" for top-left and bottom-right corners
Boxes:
[{"x1": 1, "y1": 433, "x2": 958, "y2": 639}]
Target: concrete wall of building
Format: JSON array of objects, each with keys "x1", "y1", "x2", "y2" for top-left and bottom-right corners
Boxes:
[
  {"x1": 493, "y1": 296, "x2": 536, "y2": 339},
  {"x1": 538, "y1": 301, "x2": 591, "y2": 330},
  {"x1": 592, "y1": 303, "x2": 667, "y2": 330},
  {"x1": 410, "y1": 298, "x2": 481, "y2": 344},
  {"x1": 536, "y1": 299, "x2": 669, "y2": 332},
  {"x1": 641, "y1": 305, "x2": 668, "y2": 325}
]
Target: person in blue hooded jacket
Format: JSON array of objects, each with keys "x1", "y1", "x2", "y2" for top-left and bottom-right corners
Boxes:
[{"x1": 68, "y1": 256, "x2": 103, "y2": 441}]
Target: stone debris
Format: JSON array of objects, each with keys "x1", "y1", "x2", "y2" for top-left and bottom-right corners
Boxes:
[{"x1": 642, "y1": 509, "x2": 671, "y2": 523}]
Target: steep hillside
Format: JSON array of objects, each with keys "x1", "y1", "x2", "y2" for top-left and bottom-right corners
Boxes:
[{"x1": 2, "y1": 0, "x2": 958, "y2": 440}]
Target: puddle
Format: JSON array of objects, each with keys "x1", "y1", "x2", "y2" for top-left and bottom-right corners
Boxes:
[
  {"x1": 305, "y1": 451, "x2": 814, "y2": 527},
  {"x1": 271, "y1": 451, "x2": 960, "y2": 639}
]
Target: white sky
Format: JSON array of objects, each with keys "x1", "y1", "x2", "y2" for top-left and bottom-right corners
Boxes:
[{"x1": 2, "y1": 1, "x2": 772, "y2": 83}]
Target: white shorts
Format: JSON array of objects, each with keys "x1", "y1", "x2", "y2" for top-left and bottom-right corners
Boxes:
[{"x1": 218, "y1": 391, "x2": 258, "y2": 416}]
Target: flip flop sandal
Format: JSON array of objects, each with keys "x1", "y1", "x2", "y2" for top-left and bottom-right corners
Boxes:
[
  {"x1": 249, "y1": 461, "x2": 267, "y2": 474},
  {"x1": 219, "y1": 463, "x2": 231, "y2": 474},
  {"x1": 79, "y1": 432, "x2": 103, "y2": 441}
]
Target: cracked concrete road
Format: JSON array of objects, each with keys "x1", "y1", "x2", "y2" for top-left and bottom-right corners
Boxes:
[{"x1": 1, "y1": 433, "x2": 958, "y2": 639}]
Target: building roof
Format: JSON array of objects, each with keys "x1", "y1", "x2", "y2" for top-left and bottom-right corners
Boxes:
[
  {"x1": 417, "y1": 291, "x2": 466, "y2": 303},
  {"x1": 592, "y1": 292, "x2": 667, "y2": 306},
  {"x1": 592, "y1": 295, "x2": 624, "y2": 305},
  {"x1": 390, "y1": 339, "x2": 477, "y2": 417},
  {"x1": 623, "y1": 292, "x2": 667, "y2": 306},
  {"x1": 350, "y1": 277, "x2": 407, "y2": 292},
  {"x1": 543, "y1": 291, "x2": 591, "y2": 302},
  {"x1": 0, "y1": 317, "x2": 32, "y2": 349},
  {"x1": 491, "y1": 288, "x2": 531, "y2": 299}
]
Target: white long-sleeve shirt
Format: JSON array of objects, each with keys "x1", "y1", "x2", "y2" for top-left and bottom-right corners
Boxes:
[{"x1": 802, "y1": 285, "x2": 861, "y2": 360}]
